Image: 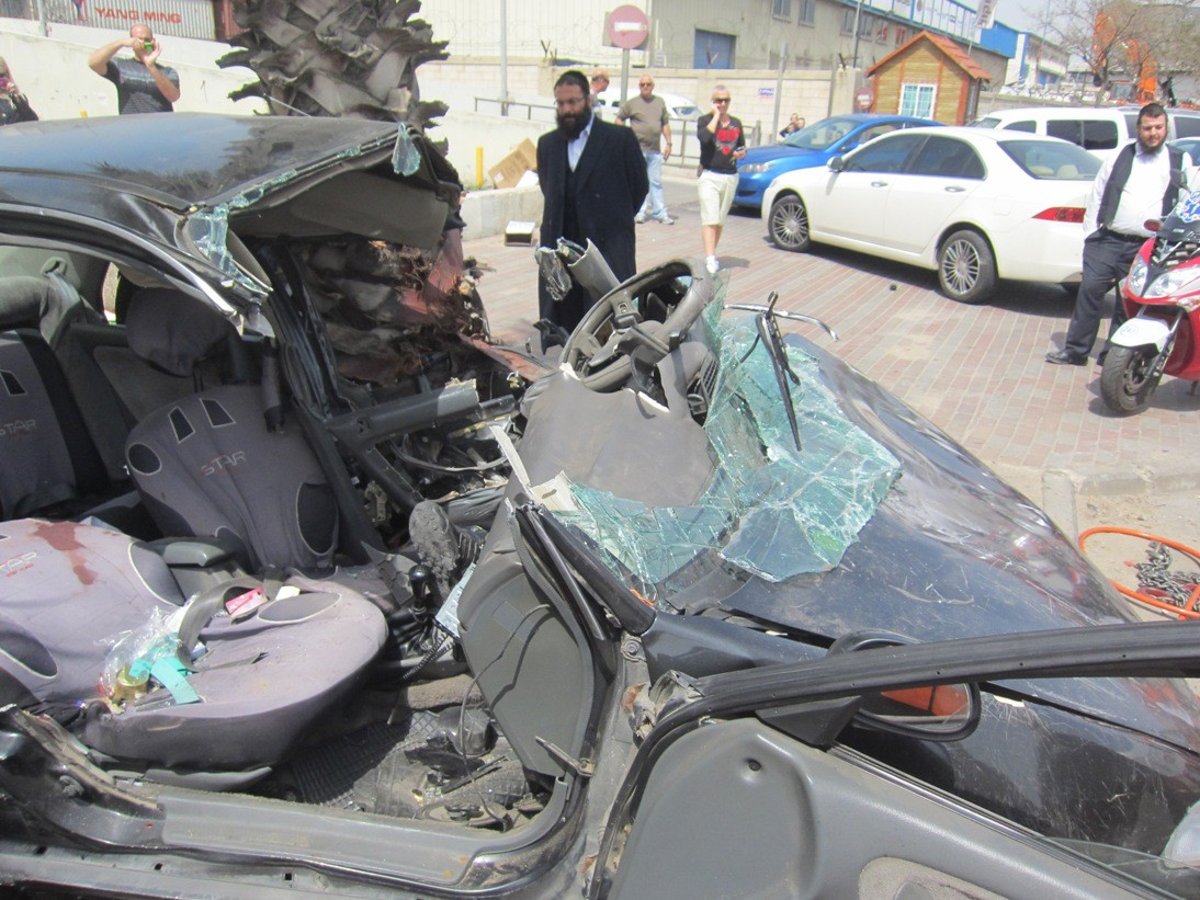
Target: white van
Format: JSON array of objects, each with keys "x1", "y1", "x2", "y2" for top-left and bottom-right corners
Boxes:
[
  {"x1": 596, "y1": 88, "x2": 701, "y2": 121},
  {"x1": 971, "y1": 106, "x2": 1200, "y2": 161},
  {"x1": 970, "y1": 107, "x2": 1132, "y2": 161}
]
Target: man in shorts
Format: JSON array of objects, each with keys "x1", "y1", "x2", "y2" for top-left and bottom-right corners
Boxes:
[{"x1": 696, "y1": 86, "x2": 746, "y2": 274}]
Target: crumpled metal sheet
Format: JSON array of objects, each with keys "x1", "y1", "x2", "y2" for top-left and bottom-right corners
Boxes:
[
  {"x1": 220, "y1": 1, "x2": 500, "y2": 387},
  {"x1": 218, "y1": 0, "x2": 448, "y2": 129},
  {"x1": 299, "y1": 230, "x2": 488, "y2": 384}
]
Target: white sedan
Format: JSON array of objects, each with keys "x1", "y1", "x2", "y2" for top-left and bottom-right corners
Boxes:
[{"x1": 762, "y1": 126, "x2": 1100, "y2": 303}]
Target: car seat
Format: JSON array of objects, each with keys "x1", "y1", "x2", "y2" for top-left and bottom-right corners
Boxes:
[
  {"x1": 0, "y1": 276, "x2": 110, "y2": 519},
  {"x1": 122, "y1": 289, "x2": 339, "y2": 572},
  {"x1": 0, "y1": 516, "x2": 387, "y2": 777}
]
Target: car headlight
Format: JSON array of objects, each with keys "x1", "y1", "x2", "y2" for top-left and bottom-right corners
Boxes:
[
  {"x1": 1125, "y1": 256, "x2": 1148, "y2": 295},
  {"x1": 740, "y1": 161, "x2": 777, "y2": 174}
]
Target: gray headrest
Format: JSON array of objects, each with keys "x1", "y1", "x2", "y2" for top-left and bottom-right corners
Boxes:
[
  {"x1": 0, "y1": 276, "x2": 48, "y2": 329},
  {"x1": 125, "y1": 289, "x2": 238, "y2": 377}
]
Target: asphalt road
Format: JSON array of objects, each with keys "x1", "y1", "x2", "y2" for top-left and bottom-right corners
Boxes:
[{"x1": 464, "y1": 174, "x2": 1200, "y2": 601}]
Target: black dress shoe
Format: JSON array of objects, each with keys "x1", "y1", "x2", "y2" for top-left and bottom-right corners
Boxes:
[{"x1": 1045, "y1": 350, "x2": 1088, "y2": 366}]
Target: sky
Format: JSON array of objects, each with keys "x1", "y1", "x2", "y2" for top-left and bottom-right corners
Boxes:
[{"x1": 996, "y1": 0, "x2": 1055, "y2": 32}]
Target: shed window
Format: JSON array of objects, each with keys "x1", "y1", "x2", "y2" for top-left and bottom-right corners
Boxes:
[
  {"x1": 798, "y1": 0, "x2": 815, "y2": 25},
  {"x1": 772, "y1": 0, "x2": 792, "y2": 20},
  {"x1": 899, "y1": 83, "x2": 936, "y2": 119}
]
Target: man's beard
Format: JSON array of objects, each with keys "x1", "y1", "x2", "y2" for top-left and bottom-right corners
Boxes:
[{"x1": 557, "y1": 106, "x2": 592, "y2": 139}]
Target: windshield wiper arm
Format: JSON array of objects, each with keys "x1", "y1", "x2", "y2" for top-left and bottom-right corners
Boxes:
[
  {"x1": 725, "y1": 303, "x2": 839, "y2": 341},
  {"x1": 733, "y1": 292, "x2": 806, "y2": 451},
  {"x1": 758, "y1": 292, "x2": 803, "y2": 451}
]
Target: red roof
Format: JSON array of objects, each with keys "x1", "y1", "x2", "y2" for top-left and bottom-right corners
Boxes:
[{"x1": 867, "y1": 30, "x2": 991, "y2": 82}]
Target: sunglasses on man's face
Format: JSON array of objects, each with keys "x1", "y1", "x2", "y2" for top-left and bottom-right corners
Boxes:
[{"x1": 712, "y1": 97, "x2": 730, "y2": 103}]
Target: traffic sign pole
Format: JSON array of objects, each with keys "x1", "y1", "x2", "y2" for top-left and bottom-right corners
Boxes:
[{"x1": 607, "y1": 3, "x2": 649, "y2": 104}]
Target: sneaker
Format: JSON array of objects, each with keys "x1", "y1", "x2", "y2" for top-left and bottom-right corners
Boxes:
[
  {"x1": 656, "y1": 215, "x2": 675, "y2": 225},
  {"x1": 634, "y1": 214, "x2": 647, "y2": 224},
  {"x1": 705, "y1": 256, "x2": 719, "y2": 275}
]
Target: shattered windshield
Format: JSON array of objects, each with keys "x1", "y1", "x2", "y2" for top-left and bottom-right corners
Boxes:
[{"x1": 554, "y1": 301, "x2": 901, "y2": 593}]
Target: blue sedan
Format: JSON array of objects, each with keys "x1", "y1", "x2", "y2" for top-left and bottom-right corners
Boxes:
[{"x1": 734, "y1": 113, "x2": 941, "y2": 211}]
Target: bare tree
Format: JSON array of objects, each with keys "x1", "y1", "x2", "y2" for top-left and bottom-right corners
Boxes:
[{"x1": 1030, "y1": 0, "x2": 1200, "y2": 104}]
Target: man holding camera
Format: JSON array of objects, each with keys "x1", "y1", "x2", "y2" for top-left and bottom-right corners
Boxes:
[{"x1": 88, "y1": 23, "x2": 181, "y2": 115}]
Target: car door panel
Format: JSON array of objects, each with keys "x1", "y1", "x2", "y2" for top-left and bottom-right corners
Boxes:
[
  {"x1": 883, "y1": 135, "x2": 985, "y2": 255},
  {"x1": 610, "y1": 719, "x2": 1135, "y2": 899},
  {"x1": 814, "y1": 133, "x2": 926, "y2": 243}
]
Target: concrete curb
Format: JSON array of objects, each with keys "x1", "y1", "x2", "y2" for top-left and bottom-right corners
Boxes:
[
  {"x1": 461, "y1": 185, "x2": 542, "y2": 241},
  {"x1": 1040, "y1": 465, "x2": 1200, "y2": 541},
  {"x1": 460, "y1": 166, "x2": 701, "y2": 239}
]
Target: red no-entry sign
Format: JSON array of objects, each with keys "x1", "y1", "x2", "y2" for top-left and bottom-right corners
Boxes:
[{"x1": 607, "y1": 5, "x2": 649, "y2": 50}]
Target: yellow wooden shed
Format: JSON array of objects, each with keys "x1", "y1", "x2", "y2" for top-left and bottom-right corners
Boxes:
[{"x1": 866, "y1": 30, "x2": 991, "y2": 125}]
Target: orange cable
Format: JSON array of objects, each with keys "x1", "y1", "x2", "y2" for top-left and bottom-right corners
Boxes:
[{"x1": 1078, "y1": 526, "x2": 1200, "y2": 620}]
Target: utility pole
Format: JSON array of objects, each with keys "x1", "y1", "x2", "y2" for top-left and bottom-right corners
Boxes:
[
  {"x1": 499, "y1": 0, "x2": 509, "y2": 115},
  {"x1": 772, "y1": 40, "x2": 787, "y2": 140},
  {"x1": 851, "y1": 0, "x2": 865, "y2": 67}
]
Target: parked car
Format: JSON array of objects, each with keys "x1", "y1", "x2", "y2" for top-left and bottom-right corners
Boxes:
[
  {"x1": 972, "y1": 105, "x2": 1200, "y2": 161},
  {"x1": 597, "y1": 87, "x2": 700, "y2": 121},
  {"x1": 1118, "y1": 104, "x2": 1200, "y2": 139},
  {"x1": 970, "y1": 105, "x2": 1131, "y2": 161},
  {"x1": 734, "y1": 113, "x2": 939, "y2": 211},
  {"x1": 4, "y1": 114, "x2": 1200, "y2": 899},
  {"x1": 1170, "y1": 135, "x2": 1200, "y2": 162},
  {"x1": 763, "y1": 126, "x2": 1101, "y2": 303}
]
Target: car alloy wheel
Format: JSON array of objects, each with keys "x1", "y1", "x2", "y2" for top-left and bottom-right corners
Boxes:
[
  {"x1": 937, "y1": 230, "x2": 996, "y2": 304},
  {"x1": 768, "y1": 194, "x2": 811, "y2": 252}
]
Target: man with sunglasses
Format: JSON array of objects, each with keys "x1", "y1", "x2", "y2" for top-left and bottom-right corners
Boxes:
[
  {"x1": 618, "y1": 75, "x2": 674, "y2": 225},
  {"x1": 88, "y1": 22, "x2": 180, "y2": 115},
  {"x1": 697, "y1": 86, "x2": 746, "y2": 274}
]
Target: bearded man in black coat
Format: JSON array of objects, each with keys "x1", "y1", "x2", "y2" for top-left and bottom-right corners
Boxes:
[{"x1": 536, "y1": 70, "x2": 649, "y2": 333}]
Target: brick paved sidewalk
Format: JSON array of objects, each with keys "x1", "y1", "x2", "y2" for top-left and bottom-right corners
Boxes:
[{"x1": 463, "y1": 177, "x2": 1200, "y2": 517}]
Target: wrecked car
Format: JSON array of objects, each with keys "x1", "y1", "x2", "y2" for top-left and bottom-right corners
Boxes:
[{"x1": 2, "y1": 113, "x2": 1200, "y2": 899}]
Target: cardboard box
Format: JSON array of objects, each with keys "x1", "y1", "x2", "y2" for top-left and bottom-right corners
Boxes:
[{"x1": 488, "y1": 138, "x2": 538, "y2": 189}]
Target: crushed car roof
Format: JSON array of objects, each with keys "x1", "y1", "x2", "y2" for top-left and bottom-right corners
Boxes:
[{"x1": 0, "y1": 113, "x2": 403, "y2": 212}]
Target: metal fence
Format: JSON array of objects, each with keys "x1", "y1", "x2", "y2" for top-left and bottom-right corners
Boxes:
[
  {"x1": 471, "y1": 95, "x2": 767, "y2": 172},
  {"x1": 3, "y1": 0, "x2": 219, "y2": 40}
]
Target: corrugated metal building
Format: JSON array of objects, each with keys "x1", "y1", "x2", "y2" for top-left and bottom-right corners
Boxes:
[{"x1": 11, "y1": 0, "x2": 218, "y2": 39}]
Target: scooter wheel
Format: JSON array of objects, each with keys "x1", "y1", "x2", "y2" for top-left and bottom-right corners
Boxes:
[{"x1": 1099, "y1": 345, "x2": 1161, "y2": 414}]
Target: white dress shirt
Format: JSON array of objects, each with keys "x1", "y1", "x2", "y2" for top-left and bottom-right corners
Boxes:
[
  {"x1": 567, "y1": 118, "x2": 593, "y2": 172},
  {"x1": 1084, "y1": 142, "x2": 1194, "y2": 237}
]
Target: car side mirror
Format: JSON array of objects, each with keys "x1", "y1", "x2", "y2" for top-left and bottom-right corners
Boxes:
[
  {"x1": 828, "y1": 156, "x2": 845, "y2": 173},
  {"x1": 856, "y1": 682, "x2": 980, "y2": 740},
  {"x1": 827, "y1": 630, "x2": 981, "y2": 741}
]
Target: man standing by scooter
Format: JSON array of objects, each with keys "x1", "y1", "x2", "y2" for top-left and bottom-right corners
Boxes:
[{"x1": 1046, "y1": 103, "x2": 1191, "y2": 366}]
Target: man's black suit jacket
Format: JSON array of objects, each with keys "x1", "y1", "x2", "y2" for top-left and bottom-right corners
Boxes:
[{"x1": 536, "y1": 118, "x2": 648, "y2": 329}]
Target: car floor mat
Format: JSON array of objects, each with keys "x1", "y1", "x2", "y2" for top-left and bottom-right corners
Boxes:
[{"x1": 268, "y1": 708, "x2": 529, "y2": 820}]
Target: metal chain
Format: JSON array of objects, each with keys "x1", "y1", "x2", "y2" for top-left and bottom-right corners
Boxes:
[{"x1": 1135, "y1": 542, "x2": 1200, "y2": 607}]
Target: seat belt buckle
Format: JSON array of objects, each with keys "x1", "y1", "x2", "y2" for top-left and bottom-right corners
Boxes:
[{"x1": 225, "y1": 586, "x2": 268, "y2": 622}]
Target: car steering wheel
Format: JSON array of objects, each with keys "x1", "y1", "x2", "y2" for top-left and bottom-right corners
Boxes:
[{"x1": 561, "y1": 258, "x2": 715, "y2": 391}]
